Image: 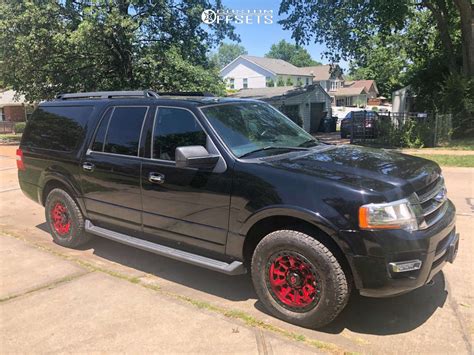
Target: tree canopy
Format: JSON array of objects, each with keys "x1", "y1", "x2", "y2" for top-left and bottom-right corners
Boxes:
[
  {"x1": 265, "y1": 40, "x2": 321, "y2": 67},
  {"x1": 210, "y1": 43, "x2": 247, "y2": 69},
  {"x1": 0, "y1": 0, "x2": 238, "y2": 100}
]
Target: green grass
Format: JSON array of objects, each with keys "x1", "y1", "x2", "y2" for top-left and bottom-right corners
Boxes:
[
  {"x1": 0, "y1": 133, "x2": 22, "y2": 143},
  {"x1": 412, "y1": 154, "x2": 474, "y2": 167},
  {"x1": 436, "y1": 137, "x2": 474, "y2": 150}
]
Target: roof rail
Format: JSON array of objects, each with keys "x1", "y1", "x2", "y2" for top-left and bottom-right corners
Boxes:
[
  {"x1": 55, "y1": 90, "x2": 159, "y2": 100},
  {"x1": 157, "y1": 92, "x2": 215, "y2": 97}
]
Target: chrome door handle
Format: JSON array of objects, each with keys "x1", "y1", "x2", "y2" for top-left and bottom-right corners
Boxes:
[
  {"x1": 82, "y1": 162, "x2": 95, "y2": 172},
  {"x1": 148, "y1": 172, "x2": 165, "y2": 184}
]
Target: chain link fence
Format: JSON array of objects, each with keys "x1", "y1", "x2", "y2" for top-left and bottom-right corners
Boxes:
[{"x1": 350, "y1": 112, "x2": 452, "y2": 148}]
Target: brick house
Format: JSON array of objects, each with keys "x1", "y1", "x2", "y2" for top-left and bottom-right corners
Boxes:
[{"x1": 0, "y1": 90, "x2": 31, "y2": 122}]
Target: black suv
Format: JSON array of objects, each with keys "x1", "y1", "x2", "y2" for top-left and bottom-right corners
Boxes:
[{"x1": 18, "y1": 90, "x2": 458, "y2": 328}]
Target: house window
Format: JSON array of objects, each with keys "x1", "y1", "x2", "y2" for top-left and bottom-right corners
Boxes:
[
  {"x1": 330, "y1": 81, "x2": 337, "y2": 91},
  {"x1": 0, "y1": 108, "x2": 4, "y2": 121},
  {"x1": 243, "y1": 78, "x2": 248, "y2": 89},
  {"x1": 305, "y1": 77, "x2": 309, "y2": 86},
  {"x1": 229, "y1": 78, "x2": 235, "y2": 89}
]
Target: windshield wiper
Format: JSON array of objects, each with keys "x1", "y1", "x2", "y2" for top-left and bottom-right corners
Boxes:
[
  {"x1": 239, "y1": 146, "x2": 308, "y2": 159},
  {"x1": 298, "y1": 139, "x2": 323, "y2": 147}
]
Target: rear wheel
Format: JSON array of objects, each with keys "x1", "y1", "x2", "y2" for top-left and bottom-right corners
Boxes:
[
  {"x1": 45, "y1": 188, "x2": 91, "y2": 248},
  {"x1": 251, "y1": 230, "x2": 350, "y2": 328}
]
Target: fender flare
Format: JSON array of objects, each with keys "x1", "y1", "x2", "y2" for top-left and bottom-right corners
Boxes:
[
  {"x1": 39, "y1": 169, "x2": 87, "y2": 217},
  {"x1": 240, "y1": 205, "x2": 339, "y2": 239}
]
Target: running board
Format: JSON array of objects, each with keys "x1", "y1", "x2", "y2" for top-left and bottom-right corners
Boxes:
[{"x1": 84, "y1": 220, "x2": 246, "y2": 275}]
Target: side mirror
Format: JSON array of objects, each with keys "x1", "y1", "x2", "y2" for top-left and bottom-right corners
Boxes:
[{"x1": 175, "y1": 146, "x2": 219, "y2": 170}]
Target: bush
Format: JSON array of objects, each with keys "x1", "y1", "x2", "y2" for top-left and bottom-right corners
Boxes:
[
  {"x1": 266, "y1": 78, "x2": 275, "y2": 87},
  {"x1": 370, "y1": 116, "x2": 436, "y2": 148},
  {"x1": 14, "y1": 122, "x2": 26, "y2": 134}
]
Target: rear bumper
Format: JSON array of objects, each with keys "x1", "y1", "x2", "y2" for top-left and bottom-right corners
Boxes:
[{"x1": 342, "y1": 200, "x2": 457, "y2": 298}]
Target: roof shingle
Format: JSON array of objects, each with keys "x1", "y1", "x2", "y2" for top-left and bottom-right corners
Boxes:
[{"x1": 241, "y1": 56, "x2": 313, "y2": 76}]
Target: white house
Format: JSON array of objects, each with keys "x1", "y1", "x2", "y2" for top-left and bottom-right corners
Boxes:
[{"x1": 220, "y1": 55, "x2": 314, "y2": 90}]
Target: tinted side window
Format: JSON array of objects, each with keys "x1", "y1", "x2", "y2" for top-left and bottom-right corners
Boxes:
[
  {"x1": 91, "y1": 108, "x2": 113, "y2": 152},
  {"x1": 104, "y1": 107, "x2": 147, "y2": 156},
  {"x1": 22, "y1": 106, "x2": 93, "y2": 151},
  {"x1": 153, "y1": 108, "x2": 206, "y2": 160}
]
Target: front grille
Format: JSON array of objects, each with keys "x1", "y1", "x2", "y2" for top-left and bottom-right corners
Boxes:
[{"x1": 416, "y1": 176, "x2": 448, "y2": 229}]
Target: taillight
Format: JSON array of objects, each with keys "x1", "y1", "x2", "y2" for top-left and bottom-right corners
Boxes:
[{"x1": 16, "y1": 148, "x2": 25, "y2": 170}]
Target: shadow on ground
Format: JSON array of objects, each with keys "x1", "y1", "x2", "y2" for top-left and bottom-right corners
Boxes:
[{"x1": 37, "y1": 222, "x2": 448, "y2": 336}]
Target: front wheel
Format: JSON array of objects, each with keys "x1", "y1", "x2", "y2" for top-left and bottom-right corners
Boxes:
[{"x1": 251, "y1": 230, "x2": 350, "y2": 328}]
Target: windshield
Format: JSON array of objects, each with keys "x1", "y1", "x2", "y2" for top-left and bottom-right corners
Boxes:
[{"x1": 201, "y1": 102, "x2": 321, "y2": 158}]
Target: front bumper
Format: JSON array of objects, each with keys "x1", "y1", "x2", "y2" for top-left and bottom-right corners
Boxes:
[{"x1": 342, "y1": 199, "x2": 458, "y2": 297}]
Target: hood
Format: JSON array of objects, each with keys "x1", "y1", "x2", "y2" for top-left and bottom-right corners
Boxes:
[{"x1": 261, "y1": 144, "x2": 440, "y2": 195}]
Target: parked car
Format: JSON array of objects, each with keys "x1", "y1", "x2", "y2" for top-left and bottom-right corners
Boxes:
[
  {"x1": 18, "y1": 91, "x2": 458, "y2": 328},
  {"x1": 340, "y1": 110, "x2": 379, "y2": 139}
]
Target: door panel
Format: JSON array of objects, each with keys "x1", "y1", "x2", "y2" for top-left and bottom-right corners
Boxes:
[
  {"x1": 80, "y1": 105, "x2": 148, "y2": 235},
  {"x1": 82, "y1": 153, "x2": 142, "y2": 233},
  {"x1": 141, "y1": 162, "x2": 232, "y2": 250},
  {"x1": 140, "y1": 107, "x2": 231, "y2": 252}
]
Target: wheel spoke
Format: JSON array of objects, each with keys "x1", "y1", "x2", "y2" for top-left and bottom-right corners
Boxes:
[{"x1": 267, "y1": 252, "x2": 320, "y2": 309}]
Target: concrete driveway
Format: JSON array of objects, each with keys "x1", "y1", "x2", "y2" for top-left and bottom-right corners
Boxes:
[{"x1": 0, "y1": 144, "x2": 472, "y2": 353}]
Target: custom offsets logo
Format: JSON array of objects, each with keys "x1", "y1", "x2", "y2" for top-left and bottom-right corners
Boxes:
[{"x1": 201, "y1": 9, "x2": 273, "y2": 25}]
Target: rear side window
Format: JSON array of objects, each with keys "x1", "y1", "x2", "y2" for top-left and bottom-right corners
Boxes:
[
  {"x1": 93, "y1": 106, "x2": 147, "y2": 156},
  {"x1": 153, "y1": 108, "x2": 206, "y2": 160},
  {"x1": 22, "y1": 106, "x2": 93, "y2": 151}
]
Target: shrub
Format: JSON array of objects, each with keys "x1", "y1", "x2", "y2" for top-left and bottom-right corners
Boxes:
[
  {"x1": 286, "y1": 77, "x2": 293, "y2": 86},
  {"x1": 276, "y1": 77, "x2": 285, "y2": 87},
  {"x1": 266, "y1": 78, "x2": 275, "y2": 87},
  {"x1": 14, "y1": 122, "x2": 26, "y2": 134}
]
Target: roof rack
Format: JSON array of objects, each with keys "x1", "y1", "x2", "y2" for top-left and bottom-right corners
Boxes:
[
  {"x1": 55, "y1": 90, "x2": 159, "y2": 100},
  {"x1": 157, "y1": 92, "x2": 215, "y2": 97}
]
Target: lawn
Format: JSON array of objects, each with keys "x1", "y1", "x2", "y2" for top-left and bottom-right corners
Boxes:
[
  {"x1": 412, "y1": 154, "x2": 474, "y2": 167},
  {"x1": 0, "y1": 134, "x2": 22, "y2": 144},
  {"x1": 436, "y1": 137, "x2": 474, "y2": 150}
]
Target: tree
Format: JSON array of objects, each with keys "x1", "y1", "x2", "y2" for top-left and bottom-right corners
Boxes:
[
  {"x1": 277, "y1": 77, "x2": 285, "y2": 86},
  {"x1": 285, "y1": 77, "x2": 293, "y2": 86},
  {"x1": 348, "y1": 34, "x2": 409, "y2": 97},
  {"x1": 0, "y1": 0, "x2": 238, "y2": 101},
  {"x1": 279, "y1": 0, "x2": 472, "y2": 78},
  {"x1": 210, "y1": 43, "x2": 247, "y2": 68},
  {"x1": 265, "y1": 40, "x2": 321, "y2": 67}
]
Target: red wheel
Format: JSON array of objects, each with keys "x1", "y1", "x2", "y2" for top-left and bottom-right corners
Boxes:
[
  {"x1": 45, "y1": 188, "x2": 91, "y2": 248},
  {"x1": 50, "y1": 202, "x2": 71, "y2": 235},
  {"x1": 267, "y1": 252, "x2": 321, "y2": 311},
  {"x1": 251, "y1": 230, "x2": 350, "y2": 328}
]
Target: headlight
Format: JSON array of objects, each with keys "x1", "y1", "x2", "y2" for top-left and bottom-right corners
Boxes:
[{"x1": 359, "y1": 195, "x2": 421, "y2": 231}]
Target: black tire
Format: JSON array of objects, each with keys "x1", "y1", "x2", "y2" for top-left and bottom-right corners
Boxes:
[
  {"x1": 251, "y1": 230, "x2": 350, "y2": 328},
  {"x1": 45, "y1": 188, "x2": 91, "y2": 248}
]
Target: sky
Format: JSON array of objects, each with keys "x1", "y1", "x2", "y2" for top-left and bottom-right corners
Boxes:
[{"x1": 218, "y1": 0, "x2": 349, "y2": 70}]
